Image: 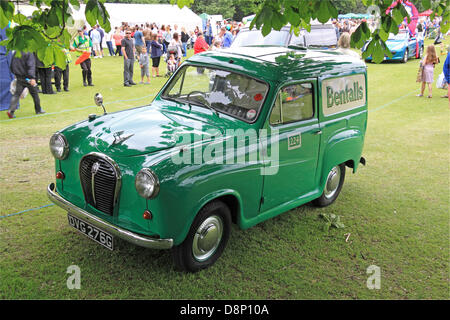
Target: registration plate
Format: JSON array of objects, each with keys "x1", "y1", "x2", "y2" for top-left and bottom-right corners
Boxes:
[{"x1": 68, "y1": 214, "x2": 114, "y2": 250}]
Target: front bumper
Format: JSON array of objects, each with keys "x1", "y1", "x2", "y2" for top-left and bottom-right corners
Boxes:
[
  {"x1": 47, "y1": 183, "x2": 173, "y2": 250},
  {"x1": 364, "y1": 50, "x2": 403, "y2": 61}
]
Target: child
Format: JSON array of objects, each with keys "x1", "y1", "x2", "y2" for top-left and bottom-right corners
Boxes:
[
  {"x1": 139, "y1": 47, "x2": 151, "y2": 84},
  {"x1": 417, "y1": 45, "x2": 440, "y2": 98},
  {"x1": 210, "y1": 39, "x2": 221, "y2": 51},
  {"x1": 167, "y1": 54, "x2": 177, "y2": 74}
]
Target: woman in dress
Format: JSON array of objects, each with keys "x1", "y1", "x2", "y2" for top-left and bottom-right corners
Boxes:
[{"x1": 417, "y1": 45, "x2": 440, "y2": 98}]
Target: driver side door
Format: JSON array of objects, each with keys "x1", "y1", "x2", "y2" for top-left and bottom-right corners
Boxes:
[{"x1": 260, "y1": 81, "x2": 321, "y2": 212}]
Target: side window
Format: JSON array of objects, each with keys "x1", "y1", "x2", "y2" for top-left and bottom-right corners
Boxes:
[
  {"x1": 269, "y1": 83, "x2": 314, "y2": 125},
  {"x1": 290, "y1": 34, "x2": 305, "y2": 47}
]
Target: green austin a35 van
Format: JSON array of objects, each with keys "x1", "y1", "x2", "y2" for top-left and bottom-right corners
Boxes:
[{"x1": 47, "y1": 46, "x2": 367, "y2": 272}]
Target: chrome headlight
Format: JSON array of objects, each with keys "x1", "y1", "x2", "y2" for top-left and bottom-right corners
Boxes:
[
  {"x1": 49, "y1": 133, "x2": 69, "y2": 160},
  {"x1": 135, "y1": 168, "x2": 160, "y2": 199}
]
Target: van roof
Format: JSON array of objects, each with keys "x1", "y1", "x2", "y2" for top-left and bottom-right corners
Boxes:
[{"x1": 187, "y1": 46, "x2": 366, "y2": 83}]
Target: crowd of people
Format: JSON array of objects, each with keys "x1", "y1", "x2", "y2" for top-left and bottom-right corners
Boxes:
[
  {"x1": 5, "y1": 14, "x2": 449, "y2": 118},
  {"x1": 333, "y1": 16, "x2": 448, "y2": 102},
  {"x1": 5, "y1": 18, "x2": 244, "y2": 118},
  {"x1": 333, "y1": 15, "x2": 447, "y2": 53},
  {"x1": 77, "y1": 20, "x2": 244, "y2": 87}
]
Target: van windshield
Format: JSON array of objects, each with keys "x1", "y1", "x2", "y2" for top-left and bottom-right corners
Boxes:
[
  {"x1": 388, "y1": 32, "x2": 408, "y2": 40},
  {"x1": 162, "y1": 65, "x2": 269, "y2": 123},
  {"x1": 230, "y1": 29, "x2": 290, "y2": 48},
  {"x1": 291, "y1": 28, "x2": 338, "y2": 48}
]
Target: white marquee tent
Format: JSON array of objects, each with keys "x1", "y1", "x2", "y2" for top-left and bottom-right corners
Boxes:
[
  {"x1": 84, "y1": 3, "x2": 202, "y2": 32},
  {"x1": 15, "y1": 3, "x2": 203, "y2": 33}
]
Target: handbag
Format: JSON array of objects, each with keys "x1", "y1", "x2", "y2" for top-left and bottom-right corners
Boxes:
[
  {"x1": 416, "y1": 63, "x2": 423, "y2": 83},
  {"x1": 436, "y1": 72, "x2": 448, "y2": 89}
]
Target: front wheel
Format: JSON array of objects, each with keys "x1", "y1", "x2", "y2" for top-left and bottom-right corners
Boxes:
[
  {"x1": 313, "y1": 164, "x2": 346, "y2": 207},
  {"x1": 402, "y1": 49, "x2": 409, "y2": 63},
  {"x1": 172, "y1": 200, "x2": 231, "y2": 272}
]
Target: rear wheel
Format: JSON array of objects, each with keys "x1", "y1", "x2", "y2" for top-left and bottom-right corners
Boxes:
[
  {"x1": 172, "y1": 200, "x2": 231, "y2": 272},
  {"x1": 417, "y1": 46, "x2": 424, "y2": 59},
  {"x1": 313, "y1": 164, "x2": 346, "y2": 207}
]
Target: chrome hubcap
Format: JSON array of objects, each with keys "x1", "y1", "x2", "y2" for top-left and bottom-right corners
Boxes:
[
  {"x1": 192, "y1": 215, "x2": 223, "y2": 262},
  {"x1": 324, "y1": 166, "x2": 341, "y2": 199}
]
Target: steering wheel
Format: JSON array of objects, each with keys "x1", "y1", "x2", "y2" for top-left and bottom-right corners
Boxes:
[
  {"x1": 186, "y1": 91, "x2": 215, "y2": 114},
  {"x1": 187, "y1": 91, "x2": 207, "y2": 104}
]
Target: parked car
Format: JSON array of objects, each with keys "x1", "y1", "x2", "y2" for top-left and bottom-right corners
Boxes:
[
  {"x1": 230, "y1": 21, "x2": 339, "y2": 49},
  {"x1": 48, "y1": 46, "x2": 367, "y2": 272},
  {"x1": 362, "y1": 29, "x2": 424, "y2": 63}
]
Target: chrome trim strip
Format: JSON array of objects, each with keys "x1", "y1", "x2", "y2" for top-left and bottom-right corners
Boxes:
[
  {"x1": 91, "y1": 161, "x2": 100, "y2": 206},
  {"x1": 47, "y1": 183, "x2": 173, "y2": 250}
]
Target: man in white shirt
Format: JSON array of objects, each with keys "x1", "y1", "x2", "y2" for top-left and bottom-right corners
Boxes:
[
  {"x1": 172, "y1": 24, "x2": 179, "y2": 37},
  {"x1": 90, "y1": 25, "x2": 103, "y2": 58}
]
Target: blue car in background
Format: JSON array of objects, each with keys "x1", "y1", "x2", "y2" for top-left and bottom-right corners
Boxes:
[{"x1": 363, "y1": 29, "x2": 424, "y2": 63}]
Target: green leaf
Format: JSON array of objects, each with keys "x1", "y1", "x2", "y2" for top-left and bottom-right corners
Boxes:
[
  {"x1": 360, "y1": 22, "x2": 370, "y2": 38},
  {"x1": 272, "y1": 11, "x2": 284, "y2": 30},
  {"x1": 85, "y1": 0, "x2": 97, "y2": 26},
  {"x1": 43, "y1": 45, "x2": 54, "y2": 67},
  {"x1": 326, "y1": 0, "x2": 338, "y2": 19},
  {"x1": 379, "y1": 27, "x2": 389, "y2": 42},
  {"x1": 47, "y1": 7, "x2": 60, "y2": 27},
  {"x1": 352, "y1": 25, "x2": 362, "y2": 44},
  {"x1": 259, "y1": 6, "x2": 272, "y2": 29},
  {"x1": 392, "y1": 8, "x2": 404, "y2": 25},
  {"x1": 372, "y1": 40, "x2": 385, "y2": 64},
  {"x1": 284, "y1": 6, "x2": 300, "y2": 26},
  {"x1": 332, "y1": 221, "x2": 345, "y2": 229},
  {"x1": 0, "y1": 10, "x2": 9, "y2": 29},
  {"x1": 0, "y1": 1, "x2": 15, "y2": 20},
  {"x1": 54, "y1": 47, "x2": 66, "y2": 69},
  {"x1": 422, "y1": 0, "x2": 431, "y2": 10},
  {"x1": 69, "y1": 0, "x2": 80, "y2": 11},
  {"x1": 316, "y1": 0, "x2": 331, "y2": 24},
  {"x1": 262, "y1": 22, "x2": 272, "y2": 37},
  {"x1": 382, "y1": 40, "x2": 393, "y2": 59}
]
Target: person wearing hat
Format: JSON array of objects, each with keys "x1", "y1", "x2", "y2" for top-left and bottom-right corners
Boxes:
[{"x1": 72, "y1": 28, "x2": 94, "y2": 87}]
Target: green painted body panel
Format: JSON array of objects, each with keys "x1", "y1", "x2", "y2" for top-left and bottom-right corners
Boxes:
[{"x1": 52, "y1": 46, "x2": 367, "y2": 246}]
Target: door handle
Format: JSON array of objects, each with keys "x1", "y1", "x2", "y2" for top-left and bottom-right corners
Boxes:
[{"x1": 314, "y1": 130, "x2": 322, "y2": 135}]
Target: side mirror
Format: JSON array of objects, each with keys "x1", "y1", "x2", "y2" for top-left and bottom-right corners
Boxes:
[
  {"x1": 94, "y1": 93, "x2": 107, "y2": 115},
  {"x1": 94, "y1": 93, "x2": 103, "y2": 106}
]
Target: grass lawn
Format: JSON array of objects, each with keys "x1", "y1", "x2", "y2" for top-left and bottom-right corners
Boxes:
[{"x1": 0, "y1": 40, "x2": 449, "y2": 300}]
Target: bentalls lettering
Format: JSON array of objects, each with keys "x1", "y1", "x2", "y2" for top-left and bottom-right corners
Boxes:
[{"x1": 326, "y1": 82, "x2": 364, "y2": 108}]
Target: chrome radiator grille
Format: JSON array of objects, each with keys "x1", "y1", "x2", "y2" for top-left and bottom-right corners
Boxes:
[{"x1": 79, "y1": 153, "x2": 121, "y2": 215}]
